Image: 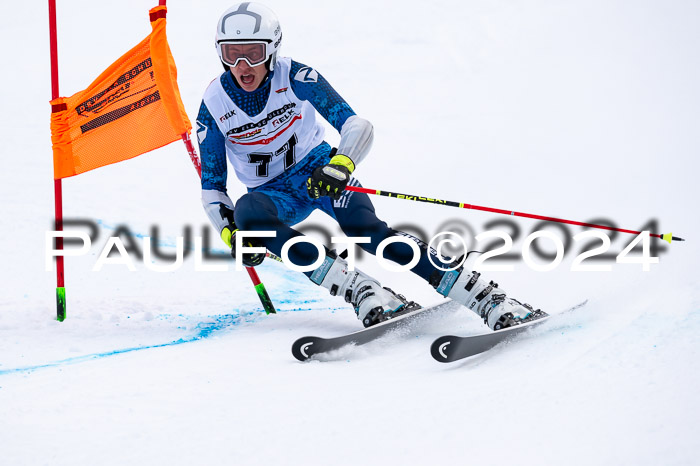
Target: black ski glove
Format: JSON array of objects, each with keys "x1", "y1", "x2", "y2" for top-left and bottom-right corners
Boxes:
[
  {"x1": 307, "y1": 150, "x2": 355, "y2": 201},
  {"x1": 219, "y1": 204, "x2": 265, "y2": 267}
]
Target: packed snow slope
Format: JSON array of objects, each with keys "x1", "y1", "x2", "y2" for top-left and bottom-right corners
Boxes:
[{"x1": 1, "y1": 1, "x2": 699, "y2": 465}]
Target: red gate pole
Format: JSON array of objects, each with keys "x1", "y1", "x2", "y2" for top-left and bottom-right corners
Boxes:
[
  {"x1": 180, "y1": 120, "x2": 275, "y2": 314},
  {"x1": 162, "y1": 0, "x2": 275, "y2": 314},
  {"x1": 49, "y1": 0, "x2": 66, "y2": 321}
]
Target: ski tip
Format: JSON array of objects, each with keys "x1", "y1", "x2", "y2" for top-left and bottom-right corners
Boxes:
[
  {"x1": 292, "y1": 336, "x2": 320, "y2": 362},
  {"x1": 430, "y1": 335, "x2": 458, "y2": 363}
]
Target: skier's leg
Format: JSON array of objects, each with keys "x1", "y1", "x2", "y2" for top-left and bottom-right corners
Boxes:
[
  {"x1": 309, "y1": 250, "x2": 421, "y2": 327},
  {"x1": 329, "y1": 184, "x2": 544, "y2": 330},
  {"x1": 234, "y1": 190, "x2": 417, "y2": 327},
  {"x1": 293, "y1": 183, "x2": 437, "y2": 326},
  {"x1": 433, "y1": 252, "x2": 547, "y2": 330},
  {"x1": 329, "y1": 183, "x2": 440, "y2": 282},
  {"x1": 233, "y1": 191, "x2": 322, "y2": 270}
]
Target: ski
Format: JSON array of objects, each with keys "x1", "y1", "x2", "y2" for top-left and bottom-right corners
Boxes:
[
  {"x1": 292, "y1": 301, "x2": 452, "y2": 361},
  {"x1": 430, "y1": 300, "x2": 588, "y2": 363}
]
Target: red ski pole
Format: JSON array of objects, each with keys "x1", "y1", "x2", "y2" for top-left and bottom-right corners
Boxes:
[{"x1": 345, "y1": 186, "x2": 684, "y2": 244}]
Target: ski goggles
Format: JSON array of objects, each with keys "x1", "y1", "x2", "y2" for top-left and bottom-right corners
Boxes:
[{"x1": 219, "y1": 41, "x2": 268, "y2": 68}]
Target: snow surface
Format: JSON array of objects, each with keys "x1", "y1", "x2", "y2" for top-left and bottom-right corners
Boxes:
[{"x1": 1, "y1": 0, "x2": 699, "y2": 465}]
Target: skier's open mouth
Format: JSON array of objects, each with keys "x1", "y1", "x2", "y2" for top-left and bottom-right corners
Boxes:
[{"x1": 241, "y1": 74, "x2": 255, "y2": 85}]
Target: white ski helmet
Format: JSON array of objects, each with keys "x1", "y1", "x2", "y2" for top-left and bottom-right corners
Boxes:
[{"x1": 215, "y1": 2, "x2": 282, "y2": 72}]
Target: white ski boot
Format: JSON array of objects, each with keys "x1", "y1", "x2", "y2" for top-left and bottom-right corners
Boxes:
[
  {"x1": 310, "y1": 252, "x2": 421, "y2": 327},
  {"x1": 432, "y1": 257, "x2": 546, "y2": 330}
]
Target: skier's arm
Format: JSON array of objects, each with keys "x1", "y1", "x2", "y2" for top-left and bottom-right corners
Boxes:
[
  {"x1": 289, "y1": 61, "x2": 374, "y2": 171},
  {"x1": 197, "y1": 101, "x2": 235, "y2": 238}
]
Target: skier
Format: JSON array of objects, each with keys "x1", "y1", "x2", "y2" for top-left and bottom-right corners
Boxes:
[{"x1": 197, "y1": 2, "x2": 544, "y2": 330}]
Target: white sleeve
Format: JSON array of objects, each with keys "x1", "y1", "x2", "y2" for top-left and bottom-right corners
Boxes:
[
  {"x1": 202, "y1": 189, "x2": 235, "y2": 233},
  {"x1": 336, "y1": 115, "x2": 374, "y2": 168}
]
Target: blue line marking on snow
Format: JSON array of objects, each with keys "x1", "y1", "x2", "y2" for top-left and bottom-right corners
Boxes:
[
  {"x1": 0, "y1": 219, "x2": 347, "y2": 376},
  {"x1": 0, "y1": 303, "x2": 345, "y2": 377},
  {"x1": 0, "y1": 314, "x2": 242, "y2": 376},
  {"x1": 0, "y1": 338, "x2": 192, "y2": 376}
]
